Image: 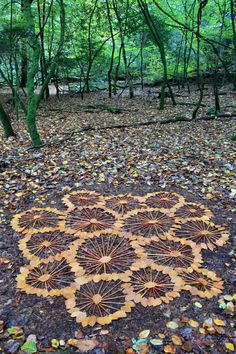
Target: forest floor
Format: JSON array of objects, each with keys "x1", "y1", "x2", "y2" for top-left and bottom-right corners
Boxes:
[{"x1": 0, "y1": 85, "x2": 236, "y2": 354}]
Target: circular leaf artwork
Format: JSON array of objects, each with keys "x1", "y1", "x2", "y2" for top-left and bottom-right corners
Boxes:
[
  {"x1": 12, "y1": 189, "x2": 229, "y2": 327},
  {"x1": 71, "y1": 232, "x2": 138, "y2": 281},
  {"x1": 122, "y1": 208, "x2": 179, "y2": 240},
  {"x1": 65, "y1": 279, "x2": 134, "y2": 327}
]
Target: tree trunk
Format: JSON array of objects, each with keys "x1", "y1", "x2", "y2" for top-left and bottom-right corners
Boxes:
[
  {"x1": 0, "y1": 100, "x2": 16, "y2": 138},
  {"x1": 113, "y1": 0, "x2": 134, "y2": 99},
  {"x1": 22, "y1": 0, "x2": 65, "y2": 147},
  {"x1": 23, "y1": 0, "x2": 43, "y2": 147},
  {"x1": 20, "y1": 52, "x2": 28, "y2": 88},
  {"x1": 192, "y1": 0, "x2": 208, "y2": 120},
  {"x1": 113, "y1": 44, "x2": 122, "y2": 95},
  {"x1": 138, "y1": 0, "x2": 176, "y2": 109},
  {"x1": 26, "y1": 96, "x2": 42, "y2": 147},
  {"x1": 230, "y1": 0, "x2": 236, "y2": 90},
  {"x1": 106, "y1": 0, "x2": 115, "y2": 98},
  {"x1": 140, "y1": 31, "x2": 145, "y2": 90}
]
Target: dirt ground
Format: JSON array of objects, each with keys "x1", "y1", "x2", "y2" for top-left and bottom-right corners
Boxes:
[{"x1": 0, "y1": 85, "x2": 236, "y2": 353}]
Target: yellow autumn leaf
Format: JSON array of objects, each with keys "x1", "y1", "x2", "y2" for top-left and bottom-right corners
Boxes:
[
  {"x1": 51, "y1": 339, "x2": 60, "y2": 349},
  {"x1": 188, "y1": 319, "x2": 199, "y2": 328},
  {"x1": 225, "y1": 343, "x2": 235, "y2": 352},
  {"x1": 199, "y1": 328, "x2": 206, "y2": 334},
  {"x1": 214, "y1": 318, "x2": 226, "y2": 327},
  {"x1": 139, "y1": 329, "x2": 150, "y2": 339},
  {"x1": 171, "y1": 335, "x2": 182, "y2": 345}
]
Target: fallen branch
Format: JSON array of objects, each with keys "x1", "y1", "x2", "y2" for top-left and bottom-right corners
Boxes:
[
  {"x1": 200, "y1": 113, "x2": 236, "y2": 119},
  {"x1": 177, "y1": 102, "x2": 206, "y2": 107},
  {"x1": 160, "y1": 117, "x2": 192, "y2": 124},
  {"x1": 160, "y1": 113, "x2": 236, "y2": 124},
  {"x1": 47, "y1": 104, "x2": 134, "y2": 114},
  {"x1": 65, "y1": 118, "x2": 160, "y2": 134}
]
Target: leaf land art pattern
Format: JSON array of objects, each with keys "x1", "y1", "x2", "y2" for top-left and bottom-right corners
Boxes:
[{"x1": 12, "y1": 190, "x2": 229, "y2": 327}]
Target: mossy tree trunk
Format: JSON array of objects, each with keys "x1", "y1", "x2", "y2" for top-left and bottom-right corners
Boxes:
[
  {"x1": 23, "y1": 0, "x2": 43, "y2": 147},
  {"x1": 22, "y1": 0, "x2": 65, "y2": 147},
  {"x1": 0, "y1": 100, "x2": 16, "y2": 138}
]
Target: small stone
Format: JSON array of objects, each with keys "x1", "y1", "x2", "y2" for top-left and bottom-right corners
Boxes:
[{"x1": 4, "y1": 341, "x2": 20, "y2": 354}]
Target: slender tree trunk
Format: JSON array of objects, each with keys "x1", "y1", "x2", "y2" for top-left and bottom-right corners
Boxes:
[
  {"x1": 37, "y1": 0, "x2": 50, "y2": 99},
  {"x1": 0, "y1": 100, "x2": 16, "y2": 138},
  {"x1": 113, "y1": 44, "x2": 122, "y2": 95},
  {"x1": 113, "y1": 0, "x2": 134, "y2": 99},
  {"x1": 230, "y1": 0, "x2": 236, "y2": 90},
  {"x1": 192, "y1": 1, "x2": 208, "y2": 120},
  {"x1": 138, "y1": 0, "x2": 176, "y2": 109},
  {"x1": 106, "y1": 0, "x2": 115, "y2": 98},
  {"x1": 122, "y1": 43, "x2": 134, "y2": 98},
  {"x1": 140, "y1": 31, "x2": 145, "y2": 90},
  {"x1": 20, "y1": 51, "x2": 28, "y2": 88},
  {"x1": 213, "y1": 72, "x2": 220, "y2": 113},
  {"x1": 20, "y1": 0, "x2": 27, "y2": 88},
  {"x1": 84, "y1": 0, "x2": 98, "y2": 93}
]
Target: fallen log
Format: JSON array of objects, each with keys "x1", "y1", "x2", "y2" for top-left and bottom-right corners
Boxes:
[
  {"x1": 47, "y1": 104, "x2": 135, "y2": 114},
  {"x1": 160, "y1": 113, "x2": 236, "y2": 124}
]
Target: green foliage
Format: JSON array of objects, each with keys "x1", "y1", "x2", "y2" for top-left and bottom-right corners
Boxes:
[
  {"x1": 20, "y1": 341, "x2": 37, "y2": 354},
  {"x1": 0, "y1": 0, "x2": 235, "y2": 87}
]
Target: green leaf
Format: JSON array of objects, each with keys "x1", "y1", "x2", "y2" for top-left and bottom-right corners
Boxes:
[
  {"x1": 150, "y1": 339, "x2": 163, "y2": 346},
  {"x1": 7, "y1": 327, "x2": 23, "y2": 339},
  {"x1": 21, "y1": 341, "x2": 37, "y2": 354},
  {"x1": 166, "y1": 321, "x2": 179, "y2": 330}
]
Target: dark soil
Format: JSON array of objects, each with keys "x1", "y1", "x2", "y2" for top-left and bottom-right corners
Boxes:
[{"x1": 0, "y1": 86, "x2": 236, "y2": 353}]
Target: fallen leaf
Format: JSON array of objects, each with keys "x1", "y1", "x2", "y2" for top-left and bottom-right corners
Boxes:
[
  {"x1": 166, "y1": 321, "x2": 179, "y2": 330},
  {"x1": 150, "y1": 339, "x2": 163, "y2": 346},
  {"x1": 213, "y1": 318, "x2": 226, "y2": 327},
  {"x1": 164, "y1": 344, "x2": 175, "y2": 353},
  {"x1": 139, "y1": 329, "x2": 150, "y2": 339},
  {"x1": 67, "y1": 338, "x2": 99, "y2": 352},
  {"x1": 225, "y1": 342, "x2": 235, "y2": 352},
  {"x1": 171, "y1": 335, "x2": 182, "y2": 345},
  {"x1": 7, "y1": 327, "x2": 24, "y2": 339},
  {"x1": 21, "y1": 341, "x2": 37, "y2": 354},
  {"x1": 188, "y1": 319, "x2": 199, "y2": 328},
  {"x1": 51, "y1": 339, "x2": 60, "y2": 349}
]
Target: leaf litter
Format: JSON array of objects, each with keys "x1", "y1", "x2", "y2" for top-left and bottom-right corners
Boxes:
[{"x1": 0, "y1": 87, "x2": 236, "y2": 353}]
